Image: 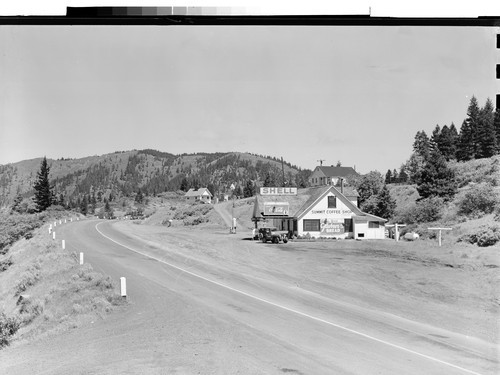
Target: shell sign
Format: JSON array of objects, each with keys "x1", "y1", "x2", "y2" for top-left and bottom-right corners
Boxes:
[{"x1": 260, "y1": 187, "x2": 297, "y2": 196}]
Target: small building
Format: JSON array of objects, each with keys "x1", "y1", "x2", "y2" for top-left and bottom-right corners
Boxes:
[
  {"x1": 184, "y1": 188, "x2": 213, "y2": 203},
  {"x1": 252, "y1": 184, "x2": 386, "y2": 239},
  {"x1": 309, "y1": 165, "x2": 359, "y2": 186}
]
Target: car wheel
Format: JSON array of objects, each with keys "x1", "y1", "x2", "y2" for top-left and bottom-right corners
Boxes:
[
  {"x1": 273, "y1": 237, "x2": 279, "y2": 244},
  {"x1": 283, "y1": 237, "x2": 288, "y2": 244}
]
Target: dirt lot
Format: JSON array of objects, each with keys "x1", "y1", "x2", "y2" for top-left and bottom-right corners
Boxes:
[{"x1": 121, "y1": 217, "x2": 500, "y2": 345}]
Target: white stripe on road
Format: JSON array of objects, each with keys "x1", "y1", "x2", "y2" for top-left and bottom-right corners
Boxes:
[{"x1": 95, "y1": 222, "x2": 485, "y2": 375}]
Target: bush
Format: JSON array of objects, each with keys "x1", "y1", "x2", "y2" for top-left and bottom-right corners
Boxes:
[
  {"x1": 394, "y1": 197, "x2": 444, "y2": 224},
  {"x1": 0, "y1": 312, "x2": 20, "y2": 348},
  {"x1": 15, "y1": 264, "x2": 41, "y2": 295},
  {"x1": 455, "y1": 183, "x2": 499, "y2": 218},
  {"x1": 0, "y1": 214, "x2": 43, "y2": 254},
  {"x1": 0, "y1": 257, "x2": 13, "y2": 272},
  {"x1": 458, "y1": 224, "x2": 500, "y2": 247},
  {"x1": 18, "y1": 298, "x2": 44, "y2": 324}
]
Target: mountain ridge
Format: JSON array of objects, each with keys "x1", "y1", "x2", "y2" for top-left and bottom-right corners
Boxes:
[{"x1": 0, "y1": 150, "x2": 312, "y2": 207}]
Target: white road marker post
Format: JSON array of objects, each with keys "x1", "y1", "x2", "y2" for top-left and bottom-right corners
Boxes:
[
  {"x1": 62, "y1": 240, "x2": 65, "y2": 250},
  {"x1": 59, "y1": 220, "x2": 62, "y2": 225},
  {"x1": 65, "y1": 219, "x2": 67, "y2": 223},
  {"x1": 71, "y1": 218, "x2": 73, "y2": 222},
  {"x1": 428, "y1": 227, "x2": 452, "y2": 247},
  {"x1": 120, "y1": 277, "x2": 127, "y2": 299},
  {"x1": 54, "y1": 221, "x2": 57, "y2": 227},
  {"x1": 52, "y1": 231, "x2": 56, "y2": 240},
  {"x1": 79, "y1": 252, "x2": 84, "y2": 265},
  {"x1": 48, "y1": 225, "x2": 52, "y2": 234}
]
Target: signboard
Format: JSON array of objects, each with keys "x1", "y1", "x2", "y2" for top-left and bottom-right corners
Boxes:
[
  {"x1": 260, "y1": 187, "x2": 297, "y2": 196},
  {"x1": 320, "y1": 219, "x2": 345, "y2": 234},
  {"x1": 263, "y1": 202, "x2": 290, "y2": 216}
]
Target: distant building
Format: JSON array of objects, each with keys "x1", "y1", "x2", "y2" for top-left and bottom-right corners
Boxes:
[
  {"x1": 184, "y1": 188, "x2": 213, "y2": 203},
  {"x1": 309, "y1": 166, "x2": 359, "y2": 186}
]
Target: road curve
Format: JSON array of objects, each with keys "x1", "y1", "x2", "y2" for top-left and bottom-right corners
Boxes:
[{"x1": 0, "y1": 219, "x2": 497, "y2": 375}]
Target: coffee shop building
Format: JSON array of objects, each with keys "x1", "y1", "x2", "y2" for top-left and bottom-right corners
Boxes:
[{"x1": 252, "y1": 185, "x2": 386, "y2": 239}]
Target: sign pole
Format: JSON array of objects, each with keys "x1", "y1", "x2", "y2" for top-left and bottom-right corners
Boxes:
[{"x1": 428, "y1": 227, "x2": 452, "y2": 246}]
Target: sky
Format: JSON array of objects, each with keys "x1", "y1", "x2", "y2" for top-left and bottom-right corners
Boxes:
[{"x1": 0, "y1": 2, "x2": 499, "y2": 174}]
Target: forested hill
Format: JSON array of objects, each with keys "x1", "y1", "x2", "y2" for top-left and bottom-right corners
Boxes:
[{"x1": 0, "y1": 150, "x2": 311, "y2": 208}]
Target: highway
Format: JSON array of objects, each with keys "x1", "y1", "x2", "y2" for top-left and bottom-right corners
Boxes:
[{"x1": 0, "y1": 219, "x2": 497, "y2": 374}]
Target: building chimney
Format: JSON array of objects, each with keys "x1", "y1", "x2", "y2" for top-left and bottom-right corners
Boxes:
[{"x1": 340, "y1": 178, "x2": 344, "y2": 194}]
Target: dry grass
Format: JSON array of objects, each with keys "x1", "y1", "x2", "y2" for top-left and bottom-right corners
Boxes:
[{"x1": 0, "y1": 221, "x2": 126, "y2": 348}]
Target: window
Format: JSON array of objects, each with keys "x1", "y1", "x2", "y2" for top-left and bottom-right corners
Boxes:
[
  {"x1": 328, "y1": 196, "x2": 337, "y2": 208},
  {"x1": 303, "y1": 219, "x2": 320, "y2": 232},
  {"x1": 369, "y1": 221, "x2": 380, "y2": 229}
]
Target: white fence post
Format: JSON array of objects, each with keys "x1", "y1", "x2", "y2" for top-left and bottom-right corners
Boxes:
[
  {"x1": 120, "y1": 277, "x2": 127, "y2": 298},
  {"x1": 79, "y1": 252, "x2": 84, "y2": 265},
  {"x1": 54, "y1": 221, "x2": 57, "y2": 227},
  {"x1": 52, "y1": 231, "x2": 56, "y2": 240},
  {"x1": 59, "y1": 220, "x2": 62, "y2": 225},
  {"x1": 62, "y1": 240, "x2": 65, "y2": 249},
  {"x1": 428, "y1": 227, "x2": 452, "y2": 247}
]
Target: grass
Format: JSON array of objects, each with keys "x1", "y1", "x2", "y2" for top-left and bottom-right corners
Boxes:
[{"x1": 0, "y1": 217, "x2": 126, "y2": 348}]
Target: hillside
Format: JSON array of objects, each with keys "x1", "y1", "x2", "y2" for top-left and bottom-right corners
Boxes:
[{"x1": 0, "y1": 151, "x2": 311, "y2": 209}]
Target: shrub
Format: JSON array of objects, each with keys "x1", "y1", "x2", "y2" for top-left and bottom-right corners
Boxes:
[
  {"x1": 0, "y1": 257, "x2": 13, "y2": 272},
  {"x1": 0, "y1": 312, "x2": 20, "y2": 348},
  {"x1": 455, "y1": 183, "x2": 499, "y2": 218},
  {"x1": 15, "y1": 264, "x2": 41, "y2": 295},
  {"x1": 18, "y1": 298, "x2": 44, "y2": 324},
  {"x1": 458, "y1": 224, "x2": 500, "y2": 247}
]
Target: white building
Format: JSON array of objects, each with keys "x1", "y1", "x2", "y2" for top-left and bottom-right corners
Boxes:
[
  {"x1": 308, "y1": 165, "x2": 359, "y2": 186},
  {"x1": 184, "y1": 188, "x2": 213, "y2": 203},
  {"x1": 252, "y1": 185, "x2": 386, "y2": 239}
]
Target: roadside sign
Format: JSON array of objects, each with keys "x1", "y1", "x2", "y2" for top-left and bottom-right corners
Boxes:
[
  {"x1": 263, "y1": 202, "x2": 289, "y2": 216},
  {"x1": 260, "y1": 187, "x2": 297, "y2": 196}
]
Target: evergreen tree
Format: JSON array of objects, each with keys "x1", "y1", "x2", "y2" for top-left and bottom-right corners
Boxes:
[
  {"x1": 80, "y1": 195, "x2": 88, "y2": 215},
  {"x1": 429, "y1": 125, "x2": 441, "y2": 154},
  {"x1": 416, "y1": 150, "x2": 456, "y2": 201},
  {"x1": 135, "y1": 189, "x2": 144, "y2": 204},
  {"x1": 11, "y1": 194, "x2": 23, "y2": 214},
  {"x1": 392, "y1": 169, "x2": 398, "y2": 183},
  {"x1": 243, "y1": 179, "x2": 256, "y2": 198},
  {"x1": 413, "y1": 131, "x2": 431, "y2": 160},
  {"x1": 374, "y1": 185, "x2": 396, "y2": 219},
  {"x1": 398, "y1": 165, "x2": 409, "y2": 183},
  {"x1": 456, "y1": 120, "x2": 474, "y2": 161},
  {"x1": 385, "y1": 170, "x2": 392, "y2": 184},
  {"x1": 263, "y1": 172, "x2": 276, "y2": 187},
  {"x1": 465, "y1": 96, "x2": 481, "y2": 158},
  {"x1": 33, "y1": 157, "x2": 54, "y2": 212},
  {"x1": 355, "y1": 171, "x2": 384, "y2": 206},
  {"x1": 438, "y1": 124, "x2": 458, "y2": 161},
  {"x1": 477, "y1": 98, "x2": 497, "y2": 158},
  {"x1": 58, "y1": 193, "x2": 65, "y2": 207},
  {"x1": 180, "y1": 177, "x2": 189, "y2": 192},
  {"x1": 494, "y1": 107, "x2": 500, "y2": 154}
]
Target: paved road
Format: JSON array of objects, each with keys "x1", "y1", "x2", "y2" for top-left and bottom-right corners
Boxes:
[{"x1": 0, "y1": 219, "x2": 497, "y2": 374}]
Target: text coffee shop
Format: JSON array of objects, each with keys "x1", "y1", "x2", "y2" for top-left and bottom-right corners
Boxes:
[{"x1": 252, "y1": 185, "x2": 386, "y2": 239}]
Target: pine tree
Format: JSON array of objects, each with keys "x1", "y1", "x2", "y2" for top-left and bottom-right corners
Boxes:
[
  {"x1": 80, "y1": 195, "x2": 88, "y2": 215},
  {"x1": 392, "y1": 169, "x2": 398, "y2": 183},
  {"x1": 374, "y1": 185, "x2": 396, "y2": 219},
  {"x1": 398, "y1": 165, "x2": 409, "y2": 183},
  {"x1": 33, "y1": 157, "x2": 54, "y2": 212},
  {"x1": 456, "y1": 120, "x2": 474, "y2": 161},
  {"x1": 416, "y1": 150, "x2": 457, "y2": 201},
  {"x1": 495, "y1": 107, "x2": 500, "y2": 154},
  {"x1": 413, "y1": 131, "x2": 431, "y2": 160},
  {"x1": 477, "y1": 98, "x2": 497, "y2": 158},
  {"x1": 438, "y1": 124, "x2": 458, "y2": 161},
  {"x1": 243, "y1": 179, "x2": 256, "y2": 198},
  {"x1": 385, "y1": 170, "x2": 392, "y2": 184},
  {"x1": 465, "y1": 96, "x2": 481, "y2": 158},
  {"x1": 430, "y1": 125, "x2": 441, "y2": 154}
]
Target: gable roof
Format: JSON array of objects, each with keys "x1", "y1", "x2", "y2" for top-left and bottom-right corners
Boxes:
[
  {"x1": 184, "y1": 188, "x2": 212, "y2": 197},
  {"x1": 314, "y1": 166, "x2": 358, "y2": 178},
  {"x1": 252, "y1": 185, "x2": 385, "y2": 222}
]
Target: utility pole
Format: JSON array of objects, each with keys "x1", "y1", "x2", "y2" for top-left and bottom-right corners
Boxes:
[
  {"x1": 281, "y1": 157, "x2": 286, "y2": 186},
  {"x1": 317, "y1": 159, "x2": 326, "y2": 166}
]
